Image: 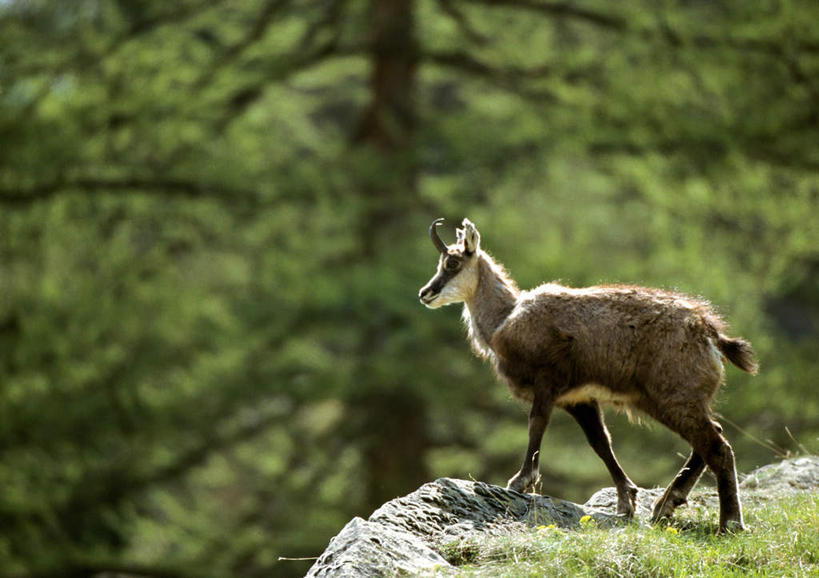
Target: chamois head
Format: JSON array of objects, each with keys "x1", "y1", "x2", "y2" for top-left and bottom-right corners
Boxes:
[{"x1": 418, "y1": 218, "x2": 481, "y2": 308}]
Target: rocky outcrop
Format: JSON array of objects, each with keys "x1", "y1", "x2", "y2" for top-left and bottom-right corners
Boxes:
[
  {"x1": 306, "y1": 457, "x2": 819, "y2": 577},
  {"x1": 739, "y1": 456, "x2": 819, "y2": 494},
  {"x1": 306, "y1": 478, "x2": 617, "y2": 577}
]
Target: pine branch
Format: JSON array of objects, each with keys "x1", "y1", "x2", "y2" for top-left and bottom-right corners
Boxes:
[
  {"x1": 423, "y1": 48, "x2": 589, "y2": 100},
  {"x1": 57, "y1": 560, "x2": 200, "y2": 578},
  {"x1": 436, "y1": 0, "x2": 490, "y2": 45},
  {"x1": 425, "y1": 49, "x2": 555, "y2": 79},
  {"x1": 194, "y1": 0, "x2": 291, "y2": 90},
  {"x1": 1, "y1": 0, "x2": 232, "y2": 77},
  {"x1": 215, "y1": 41, "x2": 364, "y2": 131},
  {"x1": 213, "y1": 0, "x2": 358, "y2": 131},
  {"x1": 459, "y1": 0, "x2": 627, "y2": 30},
  {"x1": 589, "y1": 137, "x2": 819, "y2": 172},
  {"x1": 459, "y1": 0, "x2": 819, "y2": 55},
  {"x1": 0, "y1": 177, "x2": 256, "y2": 207},
  {"x1": 112, "y1": 0, "x2": 232, "y2": 51},
  {"x1": 55, "y1": 408, "x2": 283, "y2": 531}
]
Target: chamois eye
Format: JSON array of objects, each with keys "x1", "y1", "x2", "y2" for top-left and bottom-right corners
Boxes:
[{"x1": 445, "y1": 258, "x2": 460, "y2": 271}]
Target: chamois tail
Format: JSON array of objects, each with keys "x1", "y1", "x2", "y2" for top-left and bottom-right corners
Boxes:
[{"x1": 717, "y1": 334, "x2": 759, "y2": 374}]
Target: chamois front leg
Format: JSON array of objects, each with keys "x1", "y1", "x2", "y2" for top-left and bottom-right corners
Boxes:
[{"x1": 507, "y1": 389, "x2": 553, "y2": 493}]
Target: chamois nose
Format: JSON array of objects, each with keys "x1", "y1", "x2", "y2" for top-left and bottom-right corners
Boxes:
[{"x1": 419, "y1": 285, "x2": 436, "y2": 304}]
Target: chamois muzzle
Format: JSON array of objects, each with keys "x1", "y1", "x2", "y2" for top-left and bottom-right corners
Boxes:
[{"x1": 429, "y1": 218, "x2": 447, "y2": 254}]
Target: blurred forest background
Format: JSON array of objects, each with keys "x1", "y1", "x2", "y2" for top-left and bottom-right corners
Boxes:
[{"x1": 1, "y1": 0, "x2": 817, "y2": 576}]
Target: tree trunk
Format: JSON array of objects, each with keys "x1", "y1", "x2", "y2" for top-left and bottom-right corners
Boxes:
[
  {"x1": 353, "y1": 0, "x2": 418, "y2": 152},
  {"x1": 349, "y1": 0, "x2": 429, "y2": 512}
]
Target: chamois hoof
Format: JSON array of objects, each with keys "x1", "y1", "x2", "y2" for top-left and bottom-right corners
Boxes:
[
  {"x1": 616, "y1": 499, "x2": 635, "y2": 519},
  {"x1": 506, "y1": 471, "x2": 540, "y2": 494},
  {"x1": 718, "y1": 519, "x2": 746, "y2": 534},
  {"x1": 651, "y1": 492, "x2": 686, "y2": 523},
  {"x1": 617, "y1": 485, "x2": 639, "y2": 518}
]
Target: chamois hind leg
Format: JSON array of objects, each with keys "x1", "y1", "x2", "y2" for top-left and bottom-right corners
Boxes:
[
  {"x1": 507, "y1": 389, "x2": 554, "y2": 493},
  {"x1": 697, "y1": 418, "x2": 744, "y2": 533},
  {"x1": 644, "y1": 402, "x2": 744, "y2": 533},
  {"x1": 564, "y1": 402, "x2": 638, "y2": 517},
  {"x1": 651, "y1": 450, "x2": 706, "y2": 522}
]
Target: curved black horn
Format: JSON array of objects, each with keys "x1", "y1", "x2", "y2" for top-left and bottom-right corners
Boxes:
[{"x1": 429, "y1": 218, "x2": 448, "y2": 254}]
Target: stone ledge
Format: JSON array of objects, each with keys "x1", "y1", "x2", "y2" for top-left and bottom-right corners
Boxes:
[{"x1": 307, "y1": 456, "x2": 819, "y2": 576}]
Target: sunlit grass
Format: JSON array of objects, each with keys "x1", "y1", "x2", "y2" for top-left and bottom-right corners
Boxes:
[{"x1": 436, "y1": 492, "x2": 819, "y2": 577}]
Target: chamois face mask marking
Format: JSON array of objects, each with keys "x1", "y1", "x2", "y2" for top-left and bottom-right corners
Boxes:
[{"x1": 419, "y1": 218, "x2": 480, "y2": 308}]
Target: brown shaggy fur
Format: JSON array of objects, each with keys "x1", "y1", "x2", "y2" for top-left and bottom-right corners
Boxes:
[{"x1": 419, "y1": 219, "x2": 758, "y2": 533}]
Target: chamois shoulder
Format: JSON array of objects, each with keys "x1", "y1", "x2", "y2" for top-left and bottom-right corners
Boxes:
[{"x1": 489, "y1": 289, "x2": 572, "y2": 359}]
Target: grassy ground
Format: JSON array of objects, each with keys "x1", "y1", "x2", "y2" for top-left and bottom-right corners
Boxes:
[{"x1": 434, "y1": 491, "x2": 819, "y2": 577}]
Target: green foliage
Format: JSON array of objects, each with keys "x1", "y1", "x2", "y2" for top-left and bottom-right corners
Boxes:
[
  {"x1": 0, "y1": 0, "x2": 817, "y2": 576},
  {"x1": 443, "y1": 492, "x2": 819, "y2": 577}
]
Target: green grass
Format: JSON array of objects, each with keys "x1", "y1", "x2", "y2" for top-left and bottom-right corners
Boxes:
[{"x1": 435, "y1": 492, "x2": 819, "y2": 577}]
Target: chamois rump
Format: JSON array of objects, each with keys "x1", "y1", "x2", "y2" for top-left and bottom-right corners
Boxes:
[{"x1": 418, "y1": 218, "x2": 758, "y2": 533}]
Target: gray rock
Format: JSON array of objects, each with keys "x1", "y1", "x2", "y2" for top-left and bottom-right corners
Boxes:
[
  {"x1": 306, "y1": 516, "x2": 447, "y2": 577},
  {"x1": 306, "y1": 457, "x2": 819, "y2": 577},
  {"x1": 583, "y1": 486, "x2": 663, "y2": 519},
  {"x1": 740, "y1": 456, "x2": 819, "y2": 495},
  {"x1": 307, "y1": 478, "x2": 622, "y2": 576}
]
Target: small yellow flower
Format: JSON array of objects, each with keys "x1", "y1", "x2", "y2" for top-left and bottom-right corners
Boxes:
[
  {"x1": 665, "y1": 526, "x2": 679, "y2": 535},
  {"x1": 578, "y1": 515, "x2": 597, "y2": 529},
  {"x1": 536, "y1": 524, "x2": 556, "y2": 531}
]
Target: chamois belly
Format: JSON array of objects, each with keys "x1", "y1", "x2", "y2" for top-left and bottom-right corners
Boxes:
[{"x1": 556, "y1": 384, "x2": 638, "y2": 408}]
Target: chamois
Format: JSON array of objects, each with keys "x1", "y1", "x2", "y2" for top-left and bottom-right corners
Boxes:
[{"x1": 419, "y1": 218, "x2": 758, "y2": 533}]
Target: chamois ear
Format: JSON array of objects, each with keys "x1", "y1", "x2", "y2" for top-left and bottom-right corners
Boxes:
[{"x1": 459, "y1": 218, "x2": 480, "y2": 255}]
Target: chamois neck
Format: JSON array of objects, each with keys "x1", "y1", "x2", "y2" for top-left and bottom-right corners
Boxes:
[{"x1": 463, "y1": 253, "x2": 519, "y2": 356}]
